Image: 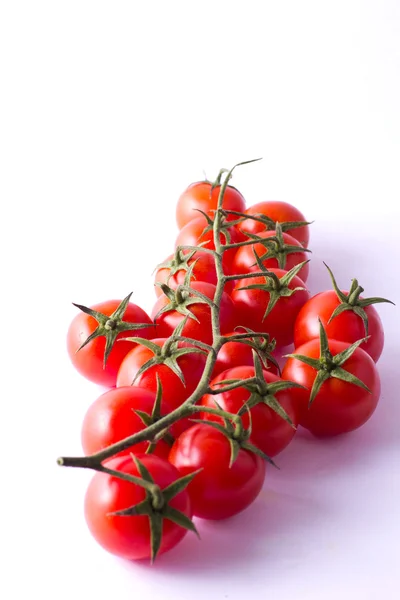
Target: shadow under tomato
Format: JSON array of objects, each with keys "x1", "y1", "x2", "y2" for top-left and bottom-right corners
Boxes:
[{"x1": 114, "y1": 345, "x2": 399, "y2": 575}]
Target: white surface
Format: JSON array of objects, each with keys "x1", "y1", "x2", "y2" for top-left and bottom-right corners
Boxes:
[{"x1": 1, "y1": 1, "x2": 400, "y2": 599}]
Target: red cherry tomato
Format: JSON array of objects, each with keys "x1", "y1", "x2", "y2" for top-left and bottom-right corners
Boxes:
[
  {"x1": 81, "y1": 386, "x2": 174, "y2": 459},
  {"x1": 231, "y1": 230, "x2": 310, "y2": 283},
  {"x1": 116, "y1": 337, "x2": 206, "y2": 436},
  {"x1": 84, "y1": 454, "x2": 192, "y2": 560},
  {"x1": 294, "y1": 290, "x2": 385, "y2": 362},
  {"x1": 213, "y1": 332, "x2": 279, "y2": 377},
  {"x1": 242, "y1": 201, "x2": 310, "y2": 247},
  {"x1": 66, "y1": 300, "x2": 154, "y2": 387},
  {"x1": 175, "y1": 216, "x2": 244, "y2": 275},
  {"x1": 201, "y1": 366, "x2": 299, "y2": 457},
  {"x1": 151, "y1": 281, "x2": 236, "y2": 345},
  {"x1": 282, "y1": 339, "x2": 381, "y2": 436},
  {"x1": 154, "y1": 250, "x2": 218, "y2": 297},
  {"x1": 176, "y1": 181, "x2": 246, "y2": 230},
  {"x1": 231, "y1": 268, "x2": 310, "y2": 348},
  {"x1": 169, "y1": 423, "x2": 266, "y2": 520}
]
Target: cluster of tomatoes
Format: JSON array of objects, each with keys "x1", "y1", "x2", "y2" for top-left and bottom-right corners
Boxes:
[{"x1": 64, "y1": 166, "x2": 391, "y2": 563}]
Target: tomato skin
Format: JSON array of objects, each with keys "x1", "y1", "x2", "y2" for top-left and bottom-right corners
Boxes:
[
  {"x1": 293, "y1": 290, "x2": 385, "y2": 362},
  {"x1": 66, "y1": 300, "x2": 154, "y2": 387},
  {"x1": 242, "y1": 201, "x2": 310, "y2": 247},
  {"x1": 176, "y1": 181, "x2": 246, "y2": 230},
  {"x1": 169, "y1": 424, "x2": 266, "y2": 520},
  {"x1": 231, "y1": 230, "x2": 310, "y2": 283},
  {"x1": 213, "y1": 332, "x2": 279, "y2": 377},
  {"x1": 175, "y1": 216, "x2": 243, "y2": 275},
  {"x1": 154, "y1": 251, "x2": 218, "y2": 297},
  {"x1": 200, "y1": 366, "x2": 299, "y2": 457},
  {"x1": 81, "y1": 386, "x2": 173, "y2": 459},
  {"x1": 116, "y1": 338, "x2": 205, "y2": 437},
  {"x1": 282, "y1": 339, "x2": 381, "y2": 436},
  {"x1": 231, "y1": 268, "x2": 309, "y2": 348},
  {"x1": 84, "y1": 455, "x2": 192, "y2": 560},
  {"x1": 151, "y1": 281, "x2": 236, "y2": 345}
]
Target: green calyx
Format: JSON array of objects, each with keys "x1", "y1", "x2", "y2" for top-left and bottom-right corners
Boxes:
[
  {"x1": 324, "y1": 262, "x2": 395, "y2": 336},
  {"x1": 107, "y1": 455, "x2": 200, "y2": 563},
  {"x1": 122, "y1": 319, "x2": 207, "y2": 386},
  {"x1": 193, "y1": 208, "x2": 243, "y2": 244},
  {"x1": 154, "y1": 263, "x2": 214, "y2": 324},
  {"x1": 285, "y1": 319, "x2": 371, "y2": 406},
  {"x1": 222, "y1": 208, "x2": 312, "y2": 236},
  {"x1": 237, "y1": 257, "x2": 310, "y2": 320},
  {"x1": 192, "y1": 407, "x2": 276, "y2": 469},
  {"x1": 134, "y1": 376, "x2": 175, "y2": 452},
  {"x1": 73, "y1": 292, "x2": 153, "y2": 367},
  {"x1": 224, "y1": 327, "x2": 281, "y2": 374},
  {"x1": 237, "y1": 352, "x2": 302, "y2": 428},
  {"x1": 244, "y1": 222, "x2": 311, "y2": 270},
  {"x1": 154, "y1": 248, "x2": 199, "y2": 283}
]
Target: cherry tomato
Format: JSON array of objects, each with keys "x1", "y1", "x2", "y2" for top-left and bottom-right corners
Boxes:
[
  {"x1": 81, "y1": 386, "x2": 174, "y2": 459},
  {"x1": 294, "y1": 290, "x2": 385, "y2": 362},
  {"x1": 84, "y1": 454, "x2": 192, "y2": 560},
  {"x1": 154, "y1": 250, "x2": 218, "y2": 297},
  {"x1": 66, "y1": 300, "x2": 154, "y2": 387},
  {"x1": 201, "y1": 366, "x2": 299, "y2": 457},
  {"x1": 169, "y1": 423, "x2": 266, "y2": 520},
  {"x1": 116, "y1": 337, "x2": 205, "y2": 436},
  {"x1": 213, "y1": 332, "x2": 279, "y2": 376},
  {"x1": 282, "y1": 339, "x2": 381, "y2": 436},
  {"x1": 175, "y1": 216, "x2": 244, "y2": 275},
  {"x1": 151, "y1": 281, "x2": 236, "y2": 345},
  {"x1": 242, "y1": 201, "x2": 310, "y2": 247},
  {"x1": 231, "y1": 268, "x2": 310, "y2": 348},
  {"x1": 176, "y1": 180, "x2": 245, "y2": 229},
  {"x1": 231, "y1": 230, "x2": 310, "y2": 283}
]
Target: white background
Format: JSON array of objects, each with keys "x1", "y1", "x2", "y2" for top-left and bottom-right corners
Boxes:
[{"x1": 1, "y1": 1, "x2": 400, "y2": 599}]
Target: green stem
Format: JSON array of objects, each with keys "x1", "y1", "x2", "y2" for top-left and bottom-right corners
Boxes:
[{"x1": 57, "y1": 160, "x2": 260, "y2": 472}]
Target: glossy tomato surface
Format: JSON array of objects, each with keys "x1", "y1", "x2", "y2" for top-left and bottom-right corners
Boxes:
[
  {"x1": 176, "y1": 181, "x2": 246, "y2": 229},
  {"x1": 213, "y1": 332, "x2": 279, "y2": 377},
  {"x1": 154, "y1": 250, "x2": 218, "y2": 297},
  {"x1": 151, "y1": 281, "x2": 236, "y2": 345},
  {"x1": 84, "y1": 455, "x2": 192, "y2": 560},
  {"x1": 169, "y1": 423, "x2": 266, "y2": 520},
  {"x1": 66, "y1": 300, "x2": 154, "y2": 387},
  {"x1": 242, "y1": 201, "x2": 310, "y2": 247},
  {"x1": 116, "y1": 337, "x2": 205, "y2": 436},
  {"x1": 175, "y1": 216, "x2": 243, "y2": 275},
  {"x1": 81, "y1": 386, "x2": 173, "y2": 459},
  {"x1": 282, "y1": 339, "x2": 381, "y2": 436},
  {"x1": 231, "y1": 268, "x2": 309, "y2": 347},
  {"x1": 231, "y1": 230, "x2": 309, "y2": 282},
  {"x1": 294, "y1": 290, "x2": 385, "y2": 362},
  {"x1": 201, "y1": 366, "x2": 299, "y2": 457}
]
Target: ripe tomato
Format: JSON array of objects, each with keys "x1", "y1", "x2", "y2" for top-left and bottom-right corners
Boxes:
[
  {"x1": 231, "y1": 267, "x2": 309, "y2": 348},
  {"x1": 282, "y1": 339, "x2": 381, "y2": 436},
  {"x1": 84, "y1": 454, "x2": 192, "y2": 560},
  {"x1": 213, "y1": 332, "x2": 279, "y2": 376},
  {"x1": 175, "y1": 216, "x2": 244, "y2": 275},
  {"x1": 151, "y1": 281, "x2": 236, "y2": 345},
  {"x1": 242, "y1": 201, "x2": 310, "y2": 247},
  {"x1": 154, "y1": 250, "x2": 218, "y2": 297},
  {"x1": 200, "y1": 366, "x2": 299, "y2": 457},
  {"x1": 169, "y1": 423, "x2": 266, "y2": 520},
  {"x1": 66, "y1": 299, "x2": 154, "y2": 387},
  {"x1": 81, "y1": 386, "x2": 174, "y2": 459},
  {"x1": 294, "y1": 290, "x2": 385, "y2": 362},
  {"x1": 176, "y1": 180, "x2": 246, "y2": 229},
  {"x1": 116, "y1": 337, "x2": 206, "y2": 436},
  {"x1": 231, "y1": 230, "x2": 310, "y2": 282}
]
